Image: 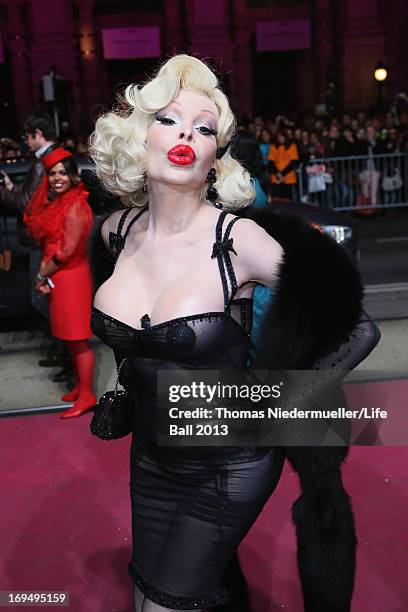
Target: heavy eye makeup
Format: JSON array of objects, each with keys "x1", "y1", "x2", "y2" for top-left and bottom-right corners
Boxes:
[
  {"x1": 49, "y1": 169, "x2": 67, "y2": 177},
  {"x1": 155, "y1": 114, "x2": 217, "y2": 137}
]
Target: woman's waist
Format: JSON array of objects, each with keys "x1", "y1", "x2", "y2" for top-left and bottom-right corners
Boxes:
[
  {"x1": 126, "y1": 366, "x2": 264, "y2": 464},
  {"x1": 123, "y1": 347, "x2": 250, "y2": 372},
  {"x1": 131, "y1": 433, "x2": 271, "y2": 466}
]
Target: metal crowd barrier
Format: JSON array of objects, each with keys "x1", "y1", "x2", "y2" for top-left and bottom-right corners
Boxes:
[{"x1": 297, "y1": 152, "x2": 408, "y2": 212}]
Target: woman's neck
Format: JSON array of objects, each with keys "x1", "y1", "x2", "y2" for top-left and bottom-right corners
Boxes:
[{"x1": 146, "y1": 181, "x2": 208, "y2": 236}]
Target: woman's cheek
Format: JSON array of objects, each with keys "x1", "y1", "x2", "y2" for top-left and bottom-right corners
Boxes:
[
  {"x1": 146, "y1": 125, "x2": 171, "y2": 150},
  {"x1": 200, "y1": 142, "x2": 217, "y2": 168}
]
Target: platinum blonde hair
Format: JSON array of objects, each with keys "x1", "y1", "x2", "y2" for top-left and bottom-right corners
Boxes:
[{"x1": 89, "y1": 54, "x2": 255, "y2": 210}]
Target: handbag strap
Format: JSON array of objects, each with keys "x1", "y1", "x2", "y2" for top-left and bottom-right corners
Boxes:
[{"x1": 114, "y1": 358, "x2": 128, "y2": 395}]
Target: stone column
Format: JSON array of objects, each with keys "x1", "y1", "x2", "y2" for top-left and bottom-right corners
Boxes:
[
  {"x1": 377, "y1": 0, "x2": 408, "y2": 103},
  {"x1": 29, "y1": 0, "x2": 81, "y2": 130},
  {"x1": 4, "y1": 0, "x2": 32, "y2": 124},
  {"x1": 231, "y1": 0, "x2": 253, "y2": 118},
  {"x1": 184, "y1": 0, "x2": 234, "y2": 96},
  {"x1": 342, "y1": 0, "x2": 386, "y2": 109},
  {"x1": 296, "y1": 50, "x2": 316, "y2": 113},
  {"x1": 77, "y1": 0, "x2": 107, "y2": 132},
  {"x1": 164, "y1": 0, "x2": 185, "y2": 55},
  {"x1": 312, "y1": 0, "x2": 334, "y2": 107}
]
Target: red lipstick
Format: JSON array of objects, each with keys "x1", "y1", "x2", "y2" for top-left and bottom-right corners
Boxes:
[{"x1": 167, "y1": 145, "x2": 196, "y2": 166}]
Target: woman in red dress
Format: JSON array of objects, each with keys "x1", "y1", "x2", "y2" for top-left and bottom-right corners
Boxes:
[{"x1": 24, "y1": 147, "x2": 96, "y2": 418}]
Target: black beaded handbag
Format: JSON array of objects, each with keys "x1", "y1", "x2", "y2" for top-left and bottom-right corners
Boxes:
[{"x1": 90, "y1": 359, "x2": 133, "y2": 440}]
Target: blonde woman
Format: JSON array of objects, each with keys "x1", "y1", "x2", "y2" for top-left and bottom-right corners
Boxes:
[{"x1": 89, "y1": 55, "x2": 365, "y2": 612}]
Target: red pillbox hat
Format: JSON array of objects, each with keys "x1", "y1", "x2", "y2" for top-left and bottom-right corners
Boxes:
[{"x1": 43, "y1": 147, "x2": 73, "y2": 171}]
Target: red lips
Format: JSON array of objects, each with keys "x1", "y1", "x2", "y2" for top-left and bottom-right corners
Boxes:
[{"x1": 167, "y1": 145, "x2": 196, "y2": 166}]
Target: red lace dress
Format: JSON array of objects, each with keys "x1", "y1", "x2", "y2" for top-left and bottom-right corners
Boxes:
[{"x1": 24, "y1": 182, "x2": 94, "y2": 340}]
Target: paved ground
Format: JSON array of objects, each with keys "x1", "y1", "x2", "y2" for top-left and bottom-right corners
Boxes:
[
  {"x1": 357, "y1": 212, "x2": 408, "y2": 286},
  {"x1": 363, "y1": 283, "x2": 408, "y2": 320},
  {"x1": 357, "y1": 212, "x2": 408, "y2": 319},
  {"x1": 0, "y1": 343, "x2": 115, "y2": 414}
]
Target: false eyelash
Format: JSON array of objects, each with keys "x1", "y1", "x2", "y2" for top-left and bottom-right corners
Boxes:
[
  {"x1": 156, "y1": 116, "x2": 217, "y2": 137},
  {"x1": 156, "y1": 116, "x2": 175, "y2": 125},
  {"x1": 199, "y1": 126, "x2": 218, "y2": 137}
]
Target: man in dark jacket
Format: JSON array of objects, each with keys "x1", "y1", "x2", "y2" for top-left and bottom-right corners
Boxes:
[{"x1": 0, "y1": 111, "x2": 56, "y2": 321}]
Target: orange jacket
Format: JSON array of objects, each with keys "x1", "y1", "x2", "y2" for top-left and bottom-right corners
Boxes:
[{"x1": 268, "y1": 143, "x2": 299, "y2": 184}]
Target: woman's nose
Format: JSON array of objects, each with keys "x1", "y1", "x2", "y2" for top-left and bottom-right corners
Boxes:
[{"x1": 179, "y1": 129, "x2": 193, "y2": 142}]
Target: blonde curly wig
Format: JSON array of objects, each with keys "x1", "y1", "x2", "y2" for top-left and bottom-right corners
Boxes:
[{"x1": 89, "y1": 54, "x2": 255, "y2": 210}]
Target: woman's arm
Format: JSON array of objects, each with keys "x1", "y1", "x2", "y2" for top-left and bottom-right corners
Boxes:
[
  {"x1": 41, "y1": 199, "x2": 93, "y2": 273},
  {"x1": 36, "y1": 201, "x2": 94, "y2": 292},
  {"x1": 231, "y1": 217, "x2": 284, "y2": 287},
  {"x1": 235, "y1": 207, "x2": 364, "y2": 368},
  {"x1": 39, "y1": 257, "x2": 59, "y2": 278}
]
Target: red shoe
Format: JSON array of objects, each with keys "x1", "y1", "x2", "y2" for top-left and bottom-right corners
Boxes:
[
  {"x1": 59, "y1": 394, "x2": 96, "y2": 419},
  {"x1": 61, "y1": 386, "x2": 79, "y2": 402}
]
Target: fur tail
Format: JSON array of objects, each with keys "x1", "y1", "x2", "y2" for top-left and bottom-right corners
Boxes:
[{"x1": 292, "y1": 480, "x2": 357, "y2": 612}]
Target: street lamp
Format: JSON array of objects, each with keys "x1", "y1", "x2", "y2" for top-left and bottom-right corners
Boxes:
[
  {"x1": 374, "y1": 61, "x2": 388, "y2": 111},
  {"x1": 374, "y1": 62, "x2": 387, "y2": 82}
]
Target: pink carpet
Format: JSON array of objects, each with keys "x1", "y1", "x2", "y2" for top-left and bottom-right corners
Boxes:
[{"x1": 1, "y1": 379, "x2": 407, "y2": 612}]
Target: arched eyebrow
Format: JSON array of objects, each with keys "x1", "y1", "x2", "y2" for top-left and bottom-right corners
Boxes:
[{"x1": 168, "y1": 100, "x2": 216, "y2": 117}]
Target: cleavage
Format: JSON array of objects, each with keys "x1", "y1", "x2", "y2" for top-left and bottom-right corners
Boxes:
[{"x1": 93, "y1": 267, "x2": 226, "y2": 330}]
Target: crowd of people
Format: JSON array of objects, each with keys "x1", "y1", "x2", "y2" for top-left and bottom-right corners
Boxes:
[
  {"x1": 5, "y1": 105, "x2": 408, "y2": 211},
  {"x1": 243, "y1": 107, "x2": 408, "y2": 160},
  {"x1": 234, "y1": 105, "x2": 408, "y2": 208}
]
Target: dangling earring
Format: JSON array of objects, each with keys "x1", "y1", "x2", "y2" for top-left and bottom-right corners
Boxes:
[
  {"x1": 206, "y1": 168, "x2": 218, "y2": 203},
  {"x1": 142, "y1": 173, "x2": 148, "y2": 194}
]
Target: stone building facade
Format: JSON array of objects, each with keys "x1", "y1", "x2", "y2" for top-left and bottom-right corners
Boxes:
[{"x1": 0, "y1": 0, "x2": 407, "y2": 133}]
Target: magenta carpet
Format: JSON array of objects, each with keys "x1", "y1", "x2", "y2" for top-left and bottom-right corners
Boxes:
[{"x1": 1, "y1": 379, "x2": 407, "y2": 612}]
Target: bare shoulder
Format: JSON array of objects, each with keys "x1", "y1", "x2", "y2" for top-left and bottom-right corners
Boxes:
[
  {"x1": 101, "y1": 205, "x2": 149, "y2": 252},
  {"x1": 100, "y1": 209, "x2": 124, "y2": 249},
  {"x1": 226, "y1": 213, "x2": 284, "y2": 287}
]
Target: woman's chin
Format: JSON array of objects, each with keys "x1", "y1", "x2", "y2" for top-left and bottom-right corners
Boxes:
[{"x1": 52, "y1": 186, "x2": 70, "y2": 195}]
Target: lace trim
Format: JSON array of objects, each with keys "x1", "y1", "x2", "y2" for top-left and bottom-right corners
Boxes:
[
  {"x1": 91, "y1": 306, "x2": 252, "y2": 338},
  {"x1": 127, "y1": 562, "x2": 229, "y2": 609}
]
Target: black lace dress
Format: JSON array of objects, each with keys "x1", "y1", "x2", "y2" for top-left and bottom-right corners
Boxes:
[{"x1": 91, "y1": 207, "x2": 284, "y2": 609}]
